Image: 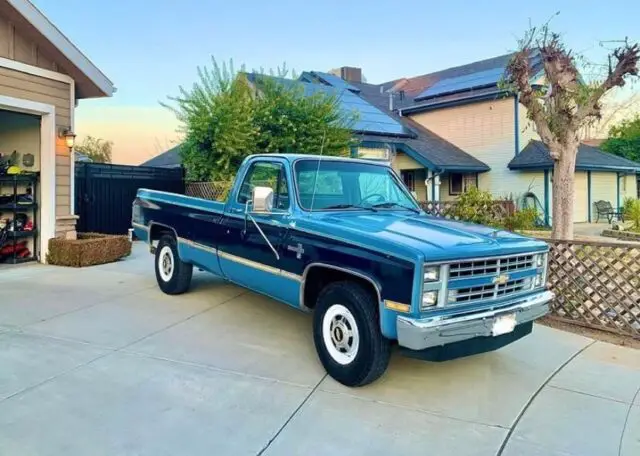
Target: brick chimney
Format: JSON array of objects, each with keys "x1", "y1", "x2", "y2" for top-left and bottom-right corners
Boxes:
[{"x1": 339, "y1": 66, "x2": 362, "y2": 83}]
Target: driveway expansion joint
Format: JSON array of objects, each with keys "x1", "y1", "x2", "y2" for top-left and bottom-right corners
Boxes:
[
  {"x1": 618, "y1": 386, "x2": 640, "y2": 456},
  {"x1": 256, "y1": 373, "x2": 328, "y2": 456},
  {"x1": 495, "y1": 339, "x2": 597, "y2": 456}
]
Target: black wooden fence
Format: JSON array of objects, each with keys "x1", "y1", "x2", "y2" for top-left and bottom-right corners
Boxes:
[{"x1": 75, "y1": 163, "x2": 184, "y2": 234}]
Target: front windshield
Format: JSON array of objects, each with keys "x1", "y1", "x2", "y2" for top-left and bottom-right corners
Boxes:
[{"x1": 294, "y1": 159, "x2": 420, "y2": 212}]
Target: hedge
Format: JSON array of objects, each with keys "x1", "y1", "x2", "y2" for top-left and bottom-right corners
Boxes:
[{"x1": 47, "y1": 232, "x2": 131, "y2": 267}]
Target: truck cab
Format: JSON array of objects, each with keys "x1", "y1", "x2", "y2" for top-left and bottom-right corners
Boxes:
[{"x1": 132, "y1": 154, "x2": 553, "y2": 386}]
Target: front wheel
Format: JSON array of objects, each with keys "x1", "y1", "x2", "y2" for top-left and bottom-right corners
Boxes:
[
  {"x1": 155, "y1": 234, "x2": 193, "y2": 295},
  {"x1": 313, "y1": 281, "x2": 391, "y2": 387}
]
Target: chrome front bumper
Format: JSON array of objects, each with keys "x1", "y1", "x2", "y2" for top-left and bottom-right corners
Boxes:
[{"x1": 397, "y1": 290, "x2": 554, "y2": 351}]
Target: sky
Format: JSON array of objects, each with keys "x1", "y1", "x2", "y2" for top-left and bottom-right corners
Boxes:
[{"x1": 33, "y1": 0, "x2": 640, "y2": 165}]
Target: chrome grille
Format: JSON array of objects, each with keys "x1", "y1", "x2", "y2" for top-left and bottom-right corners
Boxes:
[
  {"x1": 450, "y1": 278, "x2": 529, "y2": 304},
  {"x1": 449, "y1": 254, "x2": 534, "y2": 278}
]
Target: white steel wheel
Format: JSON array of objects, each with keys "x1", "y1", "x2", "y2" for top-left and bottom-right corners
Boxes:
[
  {"x1": 322, "y1": 304, "x2": 360, "y2": 365},
  {"x1": 158, "y1": 245, "x2": 174, "y2": 282}
]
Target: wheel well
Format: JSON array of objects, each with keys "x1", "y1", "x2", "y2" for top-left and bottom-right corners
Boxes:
[
  {"x1": 149, "y1": 223, "x2": 176, "y2": 244},
  {"x1": 303, "y1": 266, "x2": 380, "y2": 310}
]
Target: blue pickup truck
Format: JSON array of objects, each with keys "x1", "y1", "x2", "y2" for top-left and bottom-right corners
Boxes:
[{"x1": 132, "y1": 154, "x2": 553, "y2": 386}]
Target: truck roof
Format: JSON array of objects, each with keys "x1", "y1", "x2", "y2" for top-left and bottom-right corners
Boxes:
[{"x1": 248, "y1": 154, "x2": 391, "y2": 166}]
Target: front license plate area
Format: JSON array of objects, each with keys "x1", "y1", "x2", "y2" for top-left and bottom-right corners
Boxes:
[{"x1": 492, "y1": 313, "x2": 516, "y2": 336}]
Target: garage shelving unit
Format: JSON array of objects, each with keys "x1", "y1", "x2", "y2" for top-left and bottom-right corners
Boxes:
[{"x1": 0, "y1": 173, "x2": 38, "y2": 264}]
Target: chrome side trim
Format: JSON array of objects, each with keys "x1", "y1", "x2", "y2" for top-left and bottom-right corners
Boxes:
[
  {"x1": 217, "y1": 249, "x2": 302, "y2": 282},
  {"x1": 178, "y1": 238, "x2": 217, "y2": 254},
  {"x1": 299, "y1": 263, "x2": 383, "y2": 312}
]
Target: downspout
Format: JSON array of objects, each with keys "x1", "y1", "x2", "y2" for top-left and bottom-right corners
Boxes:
[
  {"x1": 543, "y1": 169, "x2": 550, "y2": 226},
  {"x1": 616, "y1": 172, "x2": 621, "y2": 209},
  {"x1": 587, "y1": 171, "x2": 592, "y2": 223},
  {"x1": 514, "y1": 93, "x2": 520, "y2": 156}
]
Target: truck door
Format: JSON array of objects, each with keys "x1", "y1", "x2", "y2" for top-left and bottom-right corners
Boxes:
[{"x1": 218, "y1": 159, "x2": 299, "y2": 307}]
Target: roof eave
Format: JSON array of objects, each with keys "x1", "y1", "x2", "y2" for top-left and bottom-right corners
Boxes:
[
  {"x1": 8, "y1": 0, "x2": 115, "y2": 97},
  {"x1": 399, "y1": 90, "x2": 510, "y2": 115},
  {"x1": 509, "y1": 163, "x2": 640, "y2": 173}
]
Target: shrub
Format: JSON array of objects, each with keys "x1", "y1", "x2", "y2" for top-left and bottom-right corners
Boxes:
[
  {"x1": 622, "y1": 197, "x2": 636, "y2": 216},
  {"x1": 445, "y1": 187, "x2": 496, "y2": 225},
  {"x1": 503, "y1": 207, "x2": 539, "y2": 231},
  {"x1": 47, "y1": 233, "x2": 131, "y2": 267},
  {"x1": 625, "y1": 199, "x2": 640, "y2": 232}
]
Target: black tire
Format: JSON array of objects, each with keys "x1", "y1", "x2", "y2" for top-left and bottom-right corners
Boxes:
[
  {"x1": 313, "y1": 281, "x2": 391, "y2": 387},
  {"x1": 155, "y1": 234, "x2": 193, "y2": 295}
]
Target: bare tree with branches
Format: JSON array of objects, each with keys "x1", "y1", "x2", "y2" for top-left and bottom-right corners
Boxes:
[{"x1": 506, "y1": 22, "x2": 639, "y2": 239}]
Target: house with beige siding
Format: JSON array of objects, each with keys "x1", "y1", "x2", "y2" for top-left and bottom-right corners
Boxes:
[
  {"x1": 0, "y1": 0, "x2": 114, "y2": 262},
  {"x1": 343, "y1": 54, "x2": 640, "y2": 225}
]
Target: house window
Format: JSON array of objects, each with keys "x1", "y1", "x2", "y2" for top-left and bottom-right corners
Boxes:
[
  {"x1": 401, "y1": 170, "x2": 415, "y2": 192},
  {"x1": 449, "y1": 173, "x2": 476, "y2": 195},
  {"x1": 358, "y1": 147, "x2": 390, "y2": 160}
]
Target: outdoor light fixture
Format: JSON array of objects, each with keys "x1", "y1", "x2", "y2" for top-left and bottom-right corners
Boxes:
[{"x1": 59, "y1": 128, "x2": 76, "y2": 149}]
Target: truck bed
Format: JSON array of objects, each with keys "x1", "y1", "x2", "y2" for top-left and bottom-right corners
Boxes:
[{"x1": 137, "y1": 188, "x2": 226, "y2": 214}]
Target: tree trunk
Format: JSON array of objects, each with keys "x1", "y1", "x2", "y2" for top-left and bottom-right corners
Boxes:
[{"x1": 551, "y1": 144, "x2": 579, "y2": 240}]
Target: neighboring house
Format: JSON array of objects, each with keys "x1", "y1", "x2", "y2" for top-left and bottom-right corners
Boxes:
[
  {"x1": 140, "y1": 144, "x2": 182, "y2": 168},
  {"x1": 309, "y1": 56, "x2": 640, "y2": 224},
  {"x1": 0, "y1": 0, "x2": 114, "y2": 261}
]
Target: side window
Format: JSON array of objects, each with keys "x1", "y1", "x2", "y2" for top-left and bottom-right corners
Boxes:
[{"x1": 237, "y1": 161, "x2": 290, "y2": 209}]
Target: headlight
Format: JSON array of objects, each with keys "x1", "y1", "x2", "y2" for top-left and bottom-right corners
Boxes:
[
  {"x1": 535, "y1": 273, "x2": 544, "y2": 288},
  {"x1": 421, "y1": 291, "x2": 438, "y2": 310},
  {"x1": 424, "y1": 266, "x2": 440, "y2": 282},
  {"x1": 535, "y1": 253, "x2": 546, "y2": 267}
]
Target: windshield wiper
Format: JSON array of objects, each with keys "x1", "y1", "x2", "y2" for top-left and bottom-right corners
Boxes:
[
  {"x1": 323, "y1": 204, "x2": 377, "y2": 212},
  {"x1": 371, "y1": 202, "x2": 420, "y2": 214}
]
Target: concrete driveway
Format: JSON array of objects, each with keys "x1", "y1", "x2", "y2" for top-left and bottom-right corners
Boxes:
[{"x1": 0, "y1": 243, "x2": 638, "y2": 456}]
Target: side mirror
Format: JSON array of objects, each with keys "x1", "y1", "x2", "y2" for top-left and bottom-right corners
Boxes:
[{"x1": 251, "y1": 186, "x2": 273, "y2": 213}]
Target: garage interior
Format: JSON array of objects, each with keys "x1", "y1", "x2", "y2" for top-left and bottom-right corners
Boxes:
[{"x1": 0, "y1": 108, "x2": 40, "y2": 263}]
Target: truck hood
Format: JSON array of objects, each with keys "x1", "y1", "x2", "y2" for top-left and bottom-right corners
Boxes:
[{"x1": 296, "y1": 211, "x2": 547, "y2": 262}]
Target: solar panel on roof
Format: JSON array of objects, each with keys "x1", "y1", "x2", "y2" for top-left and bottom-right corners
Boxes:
[
  {"x1": 312, "y1": 72, "x2": 361, "y2": 93},
  {"x1": 253, "y1": 75, "x2": 409, "y2": 136},
  {"x1": 415, "y1": 67, "x2": 505, "y2": 101}
]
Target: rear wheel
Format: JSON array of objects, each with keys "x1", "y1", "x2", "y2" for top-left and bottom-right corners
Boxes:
[
  {"x1": 155, "y1": 234, "x2": 192, "y2": 294},
  {"x1": 313, "y1": 281, "x2": 391, "y2": 387}
]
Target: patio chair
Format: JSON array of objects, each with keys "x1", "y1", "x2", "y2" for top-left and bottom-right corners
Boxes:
[{"x1": 594, "y1": 200, "x2": 624, "y2": 223}]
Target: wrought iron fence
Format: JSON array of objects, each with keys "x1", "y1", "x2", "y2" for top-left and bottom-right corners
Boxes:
[{"x1": 545, "y1": 239, "x2": 640, "y2": 338}]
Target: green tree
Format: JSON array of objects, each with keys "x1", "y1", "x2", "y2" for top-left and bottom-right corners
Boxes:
[
  {"x1": 601, "y1": 115, "x2": 640, "y2": 162},
  {"x1": 75, "y1": 136, "x2": 113, "y2": 163},
  {"x1": 164, "y1": 58, "x2": 355, "y2": 181}
]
